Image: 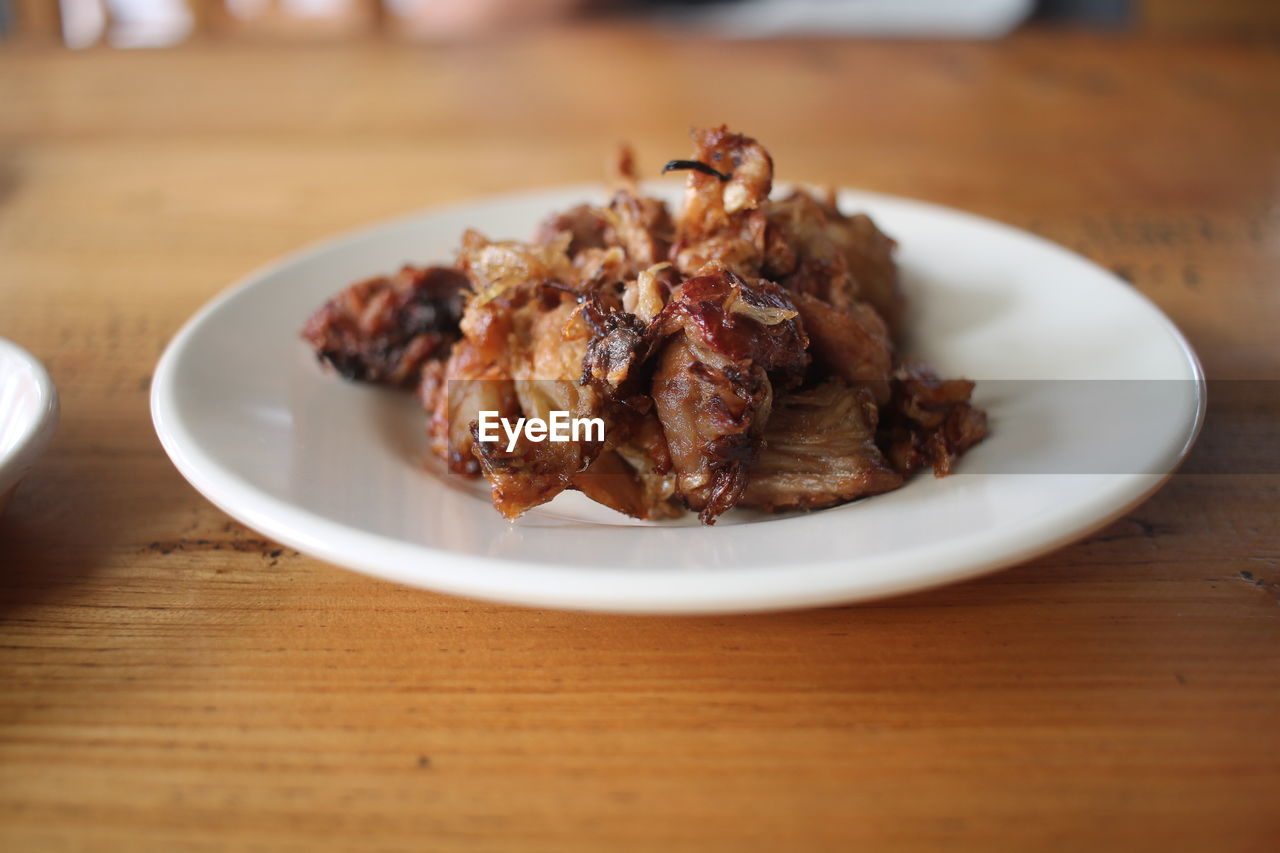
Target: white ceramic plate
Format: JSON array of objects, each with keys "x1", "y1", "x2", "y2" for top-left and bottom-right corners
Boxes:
[
  {"x1": 151, "y1": 184, "x2": 1204, "y2": 613},
  {"x1": 0, "y1": 337, "x2": 60, "y2": 513}
]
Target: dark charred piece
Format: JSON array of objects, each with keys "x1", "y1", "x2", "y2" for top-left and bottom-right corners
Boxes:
[
  {"x1": 581, "y1": 306, "x2": 649, "y2": 392},
  {"x1": 301, "y1": 265, "x2": 467, "y2": 387}
]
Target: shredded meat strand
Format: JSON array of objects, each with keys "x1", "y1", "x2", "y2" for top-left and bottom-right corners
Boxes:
[{"x1": 742, "y1": 381, "x2": 902, "y2": 512}]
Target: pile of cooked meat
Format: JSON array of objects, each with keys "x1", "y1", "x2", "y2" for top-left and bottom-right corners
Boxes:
[{"x1": 302, "y1": 126, "x2": 987, "y2": 524}]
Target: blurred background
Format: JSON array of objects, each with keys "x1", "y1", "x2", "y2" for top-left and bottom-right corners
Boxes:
[
  {"x1": 2, "y1": 0, "x2": 1276, "y2": 387},
  {"x1": 2, "y1": 0, "x2": 1280, "y2": 47}
]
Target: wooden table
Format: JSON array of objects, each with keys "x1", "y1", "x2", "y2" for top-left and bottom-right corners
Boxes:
[{"x1": 1, "y1": 27, "x2": 1277, "y2": 851}]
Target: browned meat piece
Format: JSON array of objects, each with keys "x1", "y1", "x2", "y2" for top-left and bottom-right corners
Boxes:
[
  {"x1": 570, "y1": 446, "x2": 681, "y2": 521},
  {"x1": 792, "y1": 291, "x2": 892, "y2": 403},
  {"x1": 580, "y1": 305, "x2": 648, "y2": 392},
  {"x1": 763, "y1": 190, "x2": 904, "y2": 337},
  {"x1": 828, "y1": 210, "x2": 903, "y2": 336},
  {"x1": 532, "y1": 190, "x2": 670, "y2": 282},
  {"x1": 570, "y1": 450, "x2": 654, "y2": 519},
  {"x1": 651, "y1": 339, "x2": 767, "y2": 523},
  {"x1": 470, "y1": 409, "x2": 596, "y2": 519},
  {"x1": 457, "y1": 228, "x2": 575, "y2": 305},
  {"x1": 534, "y1": 204, "x2": 610, "y2": 256},
  {"x1": 574, "y1": 302, "x2": 682, "y2": 520},
  {"x1": 760, "y1": 191, "x2": 835, "y2": 285},
  {"x1": 606, "y1": 190, "x2": 674, "y2": 274},
  {"x1": 511, "y1": 300, "x2": 588, "y2": 384},
  {"x1": 650, "y1": 263, "x2": 810, "y2": 388},
  {"x1": 670, "y1": 126, "x2": 774, "y2": 276},
  {"x1": 570, "y1": 246, "x2": 629, "y2": 298},
  {"x1": 879, "y1": 362, "x2": 988, "y2": 477},
  {"x1": 460, "y1": 275, "x2": 662, "y2": 520},
  {"x1": 674, "y1": 126, "x2": 773, "y2": 233},
  {"x1": 416, "y1": 357, "x2": 446, "y2": 419},
  {"x1": 450, "y1": 321, "x2": 609, "y2": 517},
  {"x1": 468, "y1": 298, "x2": 606, "y2": 519},
  {"x1": 650, "y1": 264, "x2": 809, "y2": 523},
  {"x1": 428, "y1": 338, "x2": 520, "y2": 477},
  {"x1": 741, "y1": 381, "x2": 902, "y2": 512},
  {"x1": 456, "y1": 297, "x2": 514, "y2": 370},
  {"x1": 610, "y1": 405, "x2": 680, "y2": 514},
  {"x1": 301, "y1": 265, "x2": 467, "y2": 387}
]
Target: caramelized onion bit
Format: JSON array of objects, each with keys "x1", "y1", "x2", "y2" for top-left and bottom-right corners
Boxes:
[{"x1": 723, "y1": 287, "x2": 798, "y2": 326}]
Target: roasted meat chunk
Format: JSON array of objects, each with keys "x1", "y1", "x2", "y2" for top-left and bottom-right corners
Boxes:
[
  {"x1": 650, "y1": 264, "x2": 809, "y2": 523},
  {"x1": 535, "y1": 190, "x2": 672, "y2": 280},
  {"x1": 534, "y1": 204, "x2": 610, "y2": 256},
  {"x1": 470, "y1": 406, "x2": 594, "y2": 520},
  {"x1": 880, "y1": 362, "x2": 989, "y2": 477},
  {"x1": 763, "y1": 190, "x2": 904, "y2": 337},
  {"x1": 829, "y1": 210, "x2": 904, "y2": 335},
  {"x1": 607, "y1": 190, "x2": 674, "y2": 273},
  {"x1": 427, "y1": 337, "x2": 519, "y2": 477},
  {"x1": 472, "y1": 300, "x2": 604, "y2": 519},
  {"x1": 301, "y1": 265, "x2": 467, "y2": 387},
  {"x1": 571, "y1": 441, "x2": 681, "y2": 522},
  {"x1": 792, "y1": 291, "x2": 892, "y2": 403},
  {"x1": 608, "y1": 406, "x2": 681, "y2": 517},
  {"x1": 651, "y1": 338, "x2": 767, "y2": 523},
  {"x1": 651, "y1": 264, "x2": 810, "y2": 387},
  {"x1": 741, "y1": 381, "x2": 902, "y2": 512}
]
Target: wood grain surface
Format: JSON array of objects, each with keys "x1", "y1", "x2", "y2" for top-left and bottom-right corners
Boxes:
[{"x1": 1, "y1": 27, "x2": 1278, "y2": 852}]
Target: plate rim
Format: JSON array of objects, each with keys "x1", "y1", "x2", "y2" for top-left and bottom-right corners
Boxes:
[
  {"x1": 0, "y1": 336, "x2": 61, "y2": 497},
  {"x1": 150, "y1": 184, "x2": 1207, "y2": 614}
]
